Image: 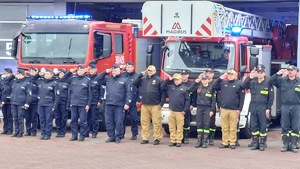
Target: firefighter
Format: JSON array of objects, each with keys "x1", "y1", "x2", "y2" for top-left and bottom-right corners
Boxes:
[
  {"x1": 162, "y1": 73, "x2": 190, "y2": 147},
  {"x1": 132, "y1": 65, "x2": 166, "y2": 145},
  {"x1": 86, "y1": 63, "x2": 104, "y2": 138},
  {"x1": 54, "y1": 68, "x2": 69, "y2": 137},
  {"x1": 241, "y1": 65, "x2": 274, "y2": 151},
  {"x1": 212, "y1": 68, "x2": 245, "y2": 149},
  {"x1": 121, "y1": 61, "x2": 140, "y2": 140},
  {"x1": 205, "y1": 68, "x2": 217, "y2": 145},
  {"x1": 190, "y1": 74, "x2": 216, "y2": 148},
  {"x1": 37, "y1": 69, "x2": 60, "y2": 140},
  {"x1": 98, "y1": 64, "x2": 131, "y2": 143},
  {"x1": 24, "y1": 67, "x2": 39, "y2": 137},
  {"x1": 68, "y1": 65, "x2": 91, "y2": 142},
  {"x1": 10, "y1": 69, "x2": 32, "y2": 138},
  {"x1": 0, "y1": 68, "x2": 15, "y2": 135},
  {"x1": 180, "y1": 69, "x2": 194, "y2": 144},
  {"x1": 270, "y1": 65, "x2": 300, "y2": 153}
]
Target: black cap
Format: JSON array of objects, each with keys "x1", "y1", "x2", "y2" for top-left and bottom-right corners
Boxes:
[
  {"x1": 180, "y1": 69, "x2": 191, "y2": 74},
  {"x1": 287, "y1": 65, "x2": 299, "y2": 71},
  {"x1": 206, "y1": 68, "x2": 214, "y2": 72},
  {"x1": 257, "y1": 64, "x2": 265, "y2": 70},
  {"x1": 59, "y1": 68, "x2": 66, "y2": 74},
  {"x1": 126, "y1": 61, "x2": 134, "y2": 66},
  {"x1": 257, "y1": 67, "x2": 265, "y2": 72},
  {"x1": 224, "y1": 48, "x2": 230, "y2": 53},
  {"x1": 17, "y1": 69, "x2": 25, "y2": 75},
  {"x1": 30, "y1": 67, "x2": 38, "y2": 72},
  {"x1": 45, "y1": 68, "x2": 53, "y2": 73},
  {"x1": 4, "y1": 68, "x2": 12, "y2": 73},
  {"x1": 89, "y1": 63, "x2": 97, "y2": 69},
  {"x1": 77, "y1": 65, "x2": 85, "y2": 70},
  {"x1": 112, "y1": 64, "x2": 120, "y2": 69}
]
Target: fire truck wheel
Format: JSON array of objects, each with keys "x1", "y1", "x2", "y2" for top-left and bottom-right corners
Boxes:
[{"x1": 239, "y1": 120, "x2": 251, "y2": 139}]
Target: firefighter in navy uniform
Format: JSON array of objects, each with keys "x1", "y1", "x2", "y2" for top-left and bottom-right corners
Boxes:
[
  {"x1": 37, "y1": 69, "x2": 60, "y2": 140},
  {"x1": 190, "y1": 74, "x2": 216, "y2": 148},
  {"x1": 121, "y1": 61, "x2": 140, "y2": 140},
  {"x1": 241, "y1": 66, "x2": 274, "y2": 151},
  {"x1": 68, "y1": 65, "x2": 91, "y2": 142},
  {"x1": 54, "y1": 68, "x2": 69, "y2": 137},
  {"x1": 212, "y1": 68, "x2": 245, "y2": 149},
  {"x1": 24, "y1": 67, "x2": 39, "y2": 137},
  {"x1": 0, "y1": 68, "x2": 15, "y2": 135},
  {"x1": 98, "y1": 64, "x2": 131, "y2": 144},
  {"x1": 179, "y1": 69, "x2": 194, "y2": 144},
  {"x1": 10, "y1": 69, "x2": 32, "y2": 138},
  {"x1": 86, "y1": 63, "x2": 104, "y2": 138},
  {"x1": 162, "y1": 73, "x2": 190, "y2": 147},
  {"x1": 270, "y1": 65, "x2": 300, "y2": 153}
]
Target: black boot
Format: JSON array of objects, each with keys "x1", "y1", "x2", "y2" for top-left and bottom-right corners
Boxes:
[
  {"x1": 259, "y1": 137, "x2": 266, "y2": 151},
  {"x1": 202, "y1": 134, "x2": 208, "y2": 148},
  {"x1": 208, "y1": 131, "x2": 215, "y2": 145},
  {"x1": 183, "y1": 130, "x2": 190, "y2": 144},
  {"x1": 281, "y1": 135, "x2": 289, "y2": 152},
  {"x1": 251, "y1": 136, "x2": 259, "y2": 150},
  {"x1": 291, "y1": 136, "x2": 298, "y2": 153},
  {"x1": 235, "y1": 132, "x2": 240, "y2": 146},
  {"x1": 194, "y1": 134, "x2": 202, "y2": 148}
]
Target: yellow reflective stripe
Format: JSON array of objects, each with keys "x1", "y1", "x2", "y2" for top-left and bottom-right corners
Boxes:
[
  {"x1": 252, "y1": 131, "x2": 260, "y2": 135},
  {"x1": 205, "y1": 93, "x2": 212, "y2": 97},
  {"x1": 281, "y1": 134, "x2": 289, "y2": 136},
  {"x1": 260, "y1": 133, "x2": 267, "y2": 137},
  {"x1": 183, "y1": 127, "x2": 190, "y2": 130},
  {"x1": 295, "y1": 87, "x2": 300, "y2": 92},
  {"x1": 203, "y1": 130, "x2": 210, "y2": 134},
  {"x1": 209, "y1": 128, "x2": 216, "y2": 132},
  {"x1": 291, "y1": 133, "x2": 300, "y2": 137},
  {"x1": 260, "y1": 90, "x2": 268, "y2": 95},
  {"x1": 197, "y1": 129, "x2": 204, "y2": 132}
]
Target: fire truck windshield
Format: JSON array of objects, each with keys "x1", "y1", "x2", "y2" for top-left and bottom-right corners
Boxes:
[
  {"x1": 163, "y1": 41, "x2": 235, "y2": 76},
  {"x1": 21, "y1": 33, "x2": 88, "y2": 64}
]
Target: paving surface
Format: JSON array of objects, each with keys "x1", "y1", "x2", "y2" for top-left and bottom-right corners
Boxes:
[{"x1": 0, "y1": 122, "x2": 298, "y2": 169}]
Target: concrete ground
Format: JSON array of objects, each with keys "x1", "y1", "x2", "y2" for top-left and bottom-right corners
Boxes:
[{"x1": 0, "y1": 122, "x2": 298, "y2": 169}]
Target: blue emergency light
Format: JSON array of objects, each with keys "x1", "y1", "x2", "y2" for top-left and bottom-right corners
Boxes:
[
  {"x1": 27, "y1": 15, "x2": 92, "y2": 20},
  {"x1": 231, "y1": 26, "x2": 243, "y2": 36}
]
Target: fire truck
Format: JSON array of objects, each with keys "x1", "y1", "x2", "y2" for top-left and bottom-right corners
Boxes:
[
  {"x1": 141, "y1": 1, "x2": 294, "y2": 138},
  {"x1": 10, "y1": 15, "x2": 162, "y2": 130}
]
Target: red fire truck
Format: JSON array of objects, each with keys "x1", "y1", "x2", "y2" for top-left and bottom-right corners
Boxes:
[
  {"x1": 11, "y1": 15, "x2": 162, "y2": 130},
  {"x1": 141, "y1": 1, "x2": 295, "y2": 138}
]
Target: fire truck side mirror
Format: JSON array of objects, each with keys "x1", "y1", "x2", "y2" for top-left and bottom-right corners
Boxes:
[
  {"x1": 250, "y1": 57, "x2": 258, "y2": 71},
  {"x1": 11, "y1": 35, "x2": 19, "y2": 59},
  {"x1": 250, "y1": 46, "x2": 259, "y2": 56},
  {"x1": 146, "y1": 45, "x2": 153, "y2": 66}
]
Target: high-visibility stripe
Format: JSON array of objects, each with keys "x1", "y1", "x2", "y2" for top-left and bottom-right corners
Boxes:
[
  {"x1": 183, "y1": 127, "x2": 190, "y2": 130},
  {"x1": 291, "y1": 133, "x2": 300, "y2": 137},
  {"x1": 204, "y1": 130, "x2": 210, "y2": 134},
  {"x1": 260, "y1": 133, "x2": 267, "y2": 137},
  {"x1": 209, "y1": 128, "x2": 216, "y2": 132},
  {"x1": 197, "y1": 128, "x2": 204, "y2": 132},
  {"x1": 252, "y1": 131, "x2": 260, "y2": 135}
]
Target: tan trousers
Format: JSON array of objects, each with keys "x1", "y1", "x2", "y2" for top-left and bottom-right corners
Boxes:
[
  {"x1": 220, "y1": 109, "x2": 238, "y2": 145},
  {"x1": 141, "y1": 105, "x2": 163, "y2": 140},
  {"x1": 168, "y1": 110, "x2": 185, "y2": 143}
]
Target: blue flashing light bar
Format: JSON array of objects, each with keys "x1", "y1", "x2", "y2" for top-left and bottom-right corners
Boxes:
[
  {"x1": 231, "y1": 26, "x2": 243, "y2": 36},
  {"x1": 27, "y1": 15, "x2": 92, "y2": 20}
]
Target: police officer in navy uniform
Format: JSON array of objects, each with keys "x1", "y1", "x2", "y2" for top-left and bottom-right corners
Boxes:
[
  {"x1": 37, "y1": 69, "x2": 60, "y2": 140},
  {"x1": 86, "y1": 63, "x2": 104, "y2": 138},
  {"x1": 242, "y1": 65, "x2": 274, "y2": 151},
  {"x1": 10, "y1": 69, "x2": 32, "y2": 138},
  {"x1": 68, "y1": 65, "x2": 91, "y2": 141},
  {"x1": 24, "y1": 67, "x2": 39, "y2": 136},
  {"x1": 98, "y1": 64, "x2": 131, "y2": 143},
  {"x1": 121, "y1": 61, "x2": 140, "y2": 140},
  {"x1": 270, "y1": 65, "x2": 300, "y2": 153},
  {"x1": 0, "y1": 68, "x2": 15, "y2": 135},
  {"x1": 55, "y1": 68, "x2": 69, "y2": 138}
]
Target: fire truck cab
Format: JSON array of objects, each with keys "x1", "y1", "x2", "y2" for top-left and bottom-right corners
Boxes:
[
  {"x1": 142, "y1": 1, "x2": 288, "y2": 138},
  {"x1": 11, "y1": 15, "x2": 162, "y2": 130}
]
